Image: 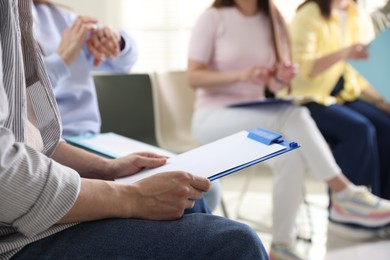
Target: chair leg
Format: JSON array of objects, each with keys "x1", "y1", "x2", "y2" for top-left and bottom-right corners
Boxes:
[
  {"x1": 235, "y1": 170, "x2": 254, "y2": 217},
  {"x1": 296, "y1": 198, "x2": 313, "y2": 243},
  {"x1": 220, "y1": 197, "x2": 229, "y2": 218},
  {"x1": 235, "y1": 170, "x2": 273, "y2": 233}
]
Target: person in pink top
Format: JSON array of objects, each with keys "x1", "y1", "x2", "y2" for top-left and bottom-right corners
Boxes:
[{"x1": 187, "y1": 0, "x2": 390, "y2": 259}]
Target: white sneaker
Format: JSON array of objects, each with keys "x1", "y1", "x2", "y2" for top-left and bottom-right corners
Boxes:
[
  {"x1": 330, "y1": 186, "x2": 390, "y2": 227},
  {"x1": 328, "y1": 221, "x2": 378, "y2": 241},
  {"x1": 269, "y1": 243, "x2": 305, "y2": 260}
]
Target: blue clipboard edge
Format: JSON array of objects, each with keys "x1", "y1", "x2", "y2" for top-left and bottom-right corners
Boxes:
[
  {"x1": 228, "y1": 98, "x2": 292, "y2": 108},
  {"x1": 208, "y1": 139, "x2": 300, "y2": 181}
]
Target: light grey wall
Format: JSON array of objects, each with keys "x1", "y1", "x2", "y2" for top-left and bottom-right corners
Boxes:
[{"x1": 54, "y1": 0, "x2": 121, "y2": 27}]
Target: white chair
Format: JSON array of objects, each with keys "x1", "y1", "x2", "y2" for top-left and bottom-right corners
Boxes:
[
  {"x1": 149, "y1": 71, "x2": 198, "y2": 154},
  {"x1": 149, "y1": 70, "x2": 228, "y2": 216}
]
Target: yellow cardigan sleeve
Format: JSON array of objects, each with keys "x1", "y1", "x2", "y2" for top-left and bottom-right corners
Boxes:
[
  {"x1": 284, "y1": 2, "x2": 371, "y2": 105},
  {"x1": 285, "y1": 3, "x2": 342, "y2": 105},
  {"x1": 289, "y1": 5, "x2": 319, "y2": 83}
]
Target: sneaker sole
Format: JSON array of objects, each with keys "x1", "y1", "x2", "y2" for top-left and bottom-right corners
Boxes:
[
  {"x1": 330, "y1": 206, "x2": 390, "y2": 227},
  {"x1": 328, "y1": 221, "x2": 378, "y2": 241}
]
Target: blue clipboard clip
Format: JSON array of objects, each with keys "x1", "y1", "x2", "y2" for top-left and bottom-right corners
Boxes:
[
  {"x1": 247, "y1": 128, "x2": 299, "y2": 148},
  {"x1": 208, "y1": 128, "x2": 300, "y2": 181}
]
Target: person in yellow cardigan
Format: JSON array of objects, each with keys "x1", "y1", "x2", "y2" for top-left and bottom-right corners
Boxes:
[{"x1": 286, "y1": 0, "x2": 390, "y2": 200}]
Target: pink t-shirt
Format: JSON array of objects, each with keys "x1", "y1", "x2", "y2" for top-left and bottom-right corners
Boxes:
[{"x1": 188, "y1": 7, "x2": 275, "y2": 109}]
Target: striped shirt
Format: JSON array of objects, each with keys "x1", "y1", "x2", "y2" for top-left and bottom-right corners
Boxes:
[{"x1": 0, "y1": 0, "x2": 81, "y2": 259}]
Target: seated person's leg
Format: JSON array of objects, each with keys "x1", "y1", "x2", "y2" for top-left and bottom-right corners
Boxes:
[
  {"x1": 202, "y1": 180, "x2": 222, "y2": 213},
  {"x1": 305, "y1": 102, "x2": 381, "y2": 195},
  {"x1": 12, "y1": 215, "x2": 268, "y2": 259}
]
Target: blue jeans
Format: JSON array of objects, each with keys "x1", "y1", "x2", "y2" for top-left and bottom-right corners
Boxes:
[
  {"x1": 305, "y1": 99, "x2": 390, "y2": 198},
  {"x1": 203, "y1": 180, "x2": 222, "y2": 212},
  {"x1": 185, "y1": 198, "x2": 211, "y2": 214},
  {"x1": 12, "y1": 214, "x2": 268, "y2": 259}
]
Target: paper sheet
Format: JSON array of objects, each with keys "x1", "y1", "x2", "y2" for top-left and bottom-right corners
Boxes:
[{"x1": 116, "y1": 130, "x2": 286, "y2": 184}]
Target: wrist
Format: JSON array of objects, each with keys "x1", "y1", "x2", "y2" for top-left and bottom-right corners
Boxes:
[
  {"x1": 58, "y1": 53, "x2": 71, "y2": 66},
  {"x1": 374, "y1": 97, "x2": 387, "y2": 109},
  {"x1": 375, "y1": 97, "x2": 385, "y2": 105},
  {"x1": 114, "y1": 182, "x2": 138, "y2": 218},
  {"x1": 57, "y1": 49, "x2": 74, "y2": 66},
  {"x1": 236, "y1": 70, "x2": 247, "y2": 83},
  {"x1": 86, "y1": 156, "x2": 113, "y2": 180}
]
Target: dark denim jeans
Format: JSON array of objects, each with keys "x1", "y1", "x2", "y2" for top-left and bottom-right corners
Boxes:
[
  {"x1": 12, "y1": 214, "x2": 268, "y2": 260},
  {"x1": 305, "y1": 99, "x2": 390, "y2": 199}
]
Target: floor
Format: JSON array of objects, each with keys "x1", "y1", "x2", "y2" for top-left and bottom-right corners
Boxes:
[{"x1": 212, "y1": 165, "x2": 390, "y2": 260}]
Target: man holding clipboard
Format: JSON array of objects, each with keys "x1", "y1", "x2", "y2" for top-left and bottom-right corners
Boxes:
[{"x1": 0, "y1": 1, "x2": 268, "y2": 259}]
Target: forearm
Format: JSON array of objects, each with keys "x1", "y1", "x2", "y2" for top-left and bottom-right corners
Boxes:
[
  {"x1": 59, "y1": 171, "x2": 211, "y2": 224},
  {"x1": 52, "y1": 141, "x2": 111, "y2": 179},
  {"x1": 358, "y1": 86, "x2": 390, "y2": 113},
  {"x1": 42, "y1": 53, "x2": 70, "y2": 87},
  {"x1": 310, "y1": 48, "x2": 348, "y2": 77},
  {"x1": 58, "y1": 178, "x2": 132, "y2": 223},
  {"x1": 187, "y1": 67, "x2": 241, "y2": 89}
]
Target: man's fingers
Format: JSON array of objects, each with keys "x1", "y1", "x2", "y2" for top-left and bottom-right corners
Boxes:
[
  {"x1": 134, "y1": 155, "x2": 167, "y2": 169},
  {"x1": 73, "y1": 16, "x2": 98, "y2": 33},
  {"x1": 190, "y1": 175, "x2": 211, "y2": 192},
  {"x1": 187, "y1": 188, "x2": 204, "y2": 201},
  {"x1": 97, "y1": 28, "x2": 120, "y2": 58},
  {"x1": 87, "y1": 41, "x2": 105, "y2": 60}
]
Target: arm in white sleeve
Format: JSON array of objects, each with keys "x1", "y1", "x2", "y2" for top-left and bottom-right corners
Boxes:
[
  {"x1": 42, "y1": 52, "x2": 71, "y2": 88},
  {"x1": 0, "y1": 127, "x2": 80, "y2": 238}
]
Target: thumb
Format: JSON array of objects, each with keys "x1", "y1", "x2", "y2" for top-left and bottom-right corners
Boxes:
[{"x1": 190, "y1": 175, "x2": 211, "y2": 192}]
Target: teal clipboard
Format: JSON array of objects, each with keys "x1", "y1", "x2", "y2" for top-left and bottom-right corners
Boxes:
[
  {"x1": 65, "y1": 133, "x2": 175, "y2": 159},
  {"x1": 348, "y1": 27, "x2": 390, "y2": 102}
]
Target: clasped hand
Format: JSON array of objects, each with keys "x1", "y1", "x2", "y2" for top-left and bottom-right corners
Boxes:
[
  {"x1": 57, "y1": 15, "x2": 121, "y2": 67},
  {"x1": 242, "y1": 62, "x2": 298, "y2": 93}
]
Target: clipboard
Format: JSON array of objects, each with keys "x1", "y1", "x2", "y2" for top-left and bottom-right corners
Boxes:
[
  {"x1": 115, "y1": 128, "x2": 300, "y2": 184},
  {"x1": 348, "y1": 27, "x2": 390, "y2": 102},
  {"x1": 65, "y1": 133, "x2": 175, "y2": 158},
  {"x1": 228, "y1": 97, "x2": 314, "y2": 108}
]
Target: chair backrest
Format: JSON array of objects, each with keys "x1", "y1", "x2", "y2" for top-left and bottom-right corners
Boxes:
[
  {"x1": 150, "y1": 71, "x2": 199, "y2": 153},
  {"x1": 94, "y1": 73, "x2": 158, "y2": 146}
]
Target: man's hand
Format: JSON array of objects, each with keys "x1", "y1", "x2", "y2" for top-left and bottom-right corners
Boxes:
[
  {"x1": 125, "y1": 172, "x2": 211, "y2": 220},
  {"x1": 87, "y1": 26, "x2": 121, "y2": 66},
  {"x1": 53, "y1": 144, "x2": 211, "y2": 223},
  {"x1": 59, "y1": 171, "x2": 211, "y2": 224},
  {"x1": 105, "y1": 152, "x2": 169, "y2": 180},
  {"x1": 57, "y1": 16, "x2": 98, "y2": 65}
]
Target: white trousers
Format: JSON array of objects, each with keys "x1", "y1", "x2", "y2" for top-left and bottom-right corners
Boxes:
[{"x1": 192, "y1": 104, "x2": 341, "y2": 244}]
